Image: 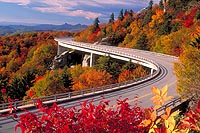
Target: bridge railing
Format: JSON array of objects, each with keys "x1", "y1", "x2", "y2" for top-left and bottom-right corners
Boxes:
[{"x1": 156, "y1": 97, "x2": 182, "y2": 115}]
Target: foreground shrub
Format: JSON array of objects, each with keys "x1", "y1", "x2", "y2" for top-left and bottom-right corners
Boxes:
[{"x1": 12, "y1": 98, "x2": 145, "y2": 133}]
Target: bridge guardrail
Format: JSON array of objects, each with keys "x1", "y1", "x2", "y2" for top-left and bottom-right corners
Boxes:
[{"x1": 156, "y1": 97, "x2": 182, "y2": 116}]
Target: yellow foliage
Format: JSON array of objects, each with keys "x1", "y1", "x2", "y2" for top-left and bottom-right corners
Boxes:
[{"x1": 151, "y1": 85, "x2": 173, "y2": 110}]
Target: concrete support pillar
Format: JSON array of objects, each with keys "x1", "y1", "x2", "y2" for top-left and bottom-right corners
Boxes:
[
  {"x1": 151, "y1": 68, "x2": 154, "y2": 75},
  {"x1": 57, "y1": 45, "x2": 60, "y2": 55},
  {"x1": 90, "y1": 52, "x2": 93, "y2": 67}
]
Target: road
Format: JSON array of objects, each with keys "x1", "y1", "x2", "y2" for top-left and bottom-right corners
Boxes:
[{"x1": 0, "y1": 42, "x2": 179, "y2": 133}]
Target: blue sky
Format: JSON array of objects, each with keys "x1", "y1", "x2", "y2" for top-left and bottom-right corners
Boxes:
[{"x1": 0, "y1": 0, "x2": 160, "y2": 25}]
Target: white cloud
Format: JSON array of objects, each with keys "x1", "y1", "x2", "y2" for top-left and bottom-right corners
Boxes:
[
  {"x1": 70, "y1": 10, "x2": 103, "y2": 20},
  {"x1": 0, "y1": 0, "x2": 156, "y2": 20},
  {"x1": 0, "y1": 0, "x2": 31, "y2": 5}
]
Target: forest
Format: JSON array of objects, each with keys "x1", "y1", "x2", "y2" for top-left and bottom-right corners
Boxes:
[{"x1": 0, "y1": 0, "x2": 200, "y2": 132}]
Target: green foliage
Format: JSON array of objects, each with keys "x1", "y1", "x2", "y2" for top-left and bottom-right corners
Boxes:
[
  {"x1": 92, "y1": 17, "x2": 100, "y2": 33},
  {"x1": 121, "y1": 61, "x2": 137, "y2": 71},
  {"x1": 109, "y1": 13, "x2": 114, "y2": 23},
  {"x1": 141, "y1": 10, "x2": 153, "y2": 27},
  {"x1": 95, "y1": 56, "x2": 121, "y2": 79},
  {"x1": 136, "y1": 33, "x2": 149, "y2": 50},
  {"x1": 118, "y1": 9, "x2": 124, "y2": 21},
  {"x1": 159, "y1": 0, "x2": 164, "y2": 10},
  {"x1": 148, "y1": 0, "x2": 153, "y2": 10},
  {"x1": 29, "y1": 69, "x2": 71, "y2": 97},
  {"x1": 168, "y1": 0, "x2": 176, "y2": 8},
  {"x1": 8, "y1": 75, "x2": 27, "y2": 100},
  {"x1": 195, "y1": 8, "x2": 200, "y2": 20},
  {"x1": 60, "y1": 66, "x2": 72, "y2": 89},
  {"x1": 158, "y1": 14, "x2": 172, "y2": 35}
]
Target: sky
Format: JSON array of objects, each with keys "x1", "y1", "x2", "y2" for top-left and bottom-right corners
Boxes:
[{"x1": 0, "y1": 0, "x2": 160, "y2": 25}]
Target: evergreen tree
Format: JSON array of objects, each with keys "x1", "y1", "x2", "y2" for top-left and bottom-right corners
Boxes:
[
  {"x1": 169, "y1": 0, "x2": 176, "y2": 8},
  {"x1": 136, "y1": 33, "x2": 149, "y2": 50},
  {"x1": 60, "y1": 66, "x2": 72, "y2": 88},
  {"x1": 159, "y1": 0, "x2": 164, "y2": 10},
  {"x1": 148, "y1": 0, "x2": 153, "y2": 10},
  {"x1": 141, "y1": 10, "x2": 153, "y2": 27},
  {"x1": 95, "y1": 56, "x2": 120, "y2": 79},
  {"x1": 109, "y1": 13, "x2": 114, "y2": 23},
  {"x1": 118, "y1": 9, "x2": 124, "y2": 21},
  {"x1": 141, "y1": 0, "x2": 154, "y2": 27},
  {"x1": 121, "y1": 61, "x2": 137, "y2": 72},
  {"x1": 93, "y1": 17, "x2": 100, "y2": 33},
  {"x1": 158, "y1": 14, "x2": 171, "y2": 35},
  {"x1": 8, "y1": 75, "x2": 27, "y2": 100},
  {"x1": 16, "y1": 45, "x2": 21, "y2": 57}
]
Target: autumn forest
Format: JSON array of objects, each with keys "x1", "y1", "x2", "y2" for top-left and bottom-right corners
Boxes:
[
  {"x1": 0, "y1": 0, "x2": 200, "y2": 104},
  {"x1": 0, "y1": 0, "x2": 200, "y2": 132}
]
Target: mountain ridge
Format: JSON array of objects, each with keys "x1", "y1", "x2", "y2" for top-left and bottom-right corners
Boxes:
[{"x1": 0, "y1": 22, "x2": 88, "y2": 35}]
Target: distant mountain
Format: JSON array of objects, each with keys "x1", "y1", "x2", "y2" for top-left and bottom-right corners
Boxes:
[{"x1": 0, "y1": 23, "x2": 88, "y2": 36}]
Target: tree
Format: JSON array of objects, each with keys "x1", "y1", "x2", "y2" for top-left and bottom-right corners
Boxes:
[
  {"x1": 141, "y1": 10, "x2": 153, "y2": 27},
  {"x1": 109, "y1": 13, "x2": 114, "y2": 23},
  {"x1": 8, "y1": 75, "x2": 28, "y2": 100},
  {"x1": 72, "y1": 69, "x2": 112, "y2": 90},
  {"x1": 121, "y1": 61, "x2": 137, "y2": 71},
  {"x1": 28, "y1": 70, "x2": 70, "y2": 97},
  {"x1": 95, "y1": 56, "x2": 120, "y2": 79},
  {"x1": 195, "y1": 8, "x2": 200, "y2": 19},
  {"x1": 118, "y1": 9, "x2": 124, "y2": 21},
  {"x1": 174, "y1": 45, "x2": 200, "y2": 100},
  {"x1": 118, "y1": 70, "x2": 134, "y2": 82},
  {"x1": 168, "y1": 0, "x2": 175, "y2": 8},
  {"x1": 158, "y1": 14, "x2": 172, "y2": 35},
  {"x1": 136, "y1": 33, "x2": 149, "y2": 50},
  {"x1": 60, "y1": 66, "x2": 72, "y2": 89},
  {"x1": 159, "y1": 0, "x2": 164, "y2": 10},
  {"x1": 148, "y1": 0, "x2": 153, "y2": 10},
  {"x1": 93, "y1": 17, "x2": 100, "y2": 33}
]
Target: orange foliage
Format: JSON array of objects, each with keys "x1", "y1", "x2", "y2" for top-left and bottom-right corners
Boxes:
[
  {"x1": 118, "y1": 66, "x2": 148, "y2": 83},
  {"x1": 112, "y1": 20, "x2": 122, "y2": 32},
  {"x1": 118, "y1": 70, "x2": 134, "y2": 82},
  {"x1": 149, "y1": 9, "x2": 164, "y2": 28},
  {"x1": 72, "y1": 69, "x2": 112, "y2": 90}
]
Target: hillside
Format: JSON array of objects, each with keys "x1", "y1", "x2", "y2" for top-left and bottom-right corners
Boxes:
[
  {"x1": 75, "y1": 0, "x2": 200, "y2": 56},
  {"x1": 0, "y1": 23, "x2": 87, "y2": 36}
]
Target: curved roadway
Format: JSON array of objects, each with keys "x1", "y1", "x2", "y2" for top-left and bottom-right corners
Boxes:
[{"x1": 0, "y1": 41, "x2": 179, "y2": 133}]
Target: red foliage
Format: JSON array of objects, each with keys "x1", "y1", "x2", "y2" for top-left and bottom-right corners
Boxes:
[
  {"x1": 12, "y1": 98, "x2": 146, "y2": 133},
  {"x1": 178, "y1": 7, "x2": 199, "y2": 28},
  {"x1": 32, "y1": 75, "x2": 45, "y2": 82},
  {"x1": 179, "y1": 100, "x2": 200, "y2": 131},
  {"x1": 1, "y1": 88, "x2": 6, "y2": 93}
]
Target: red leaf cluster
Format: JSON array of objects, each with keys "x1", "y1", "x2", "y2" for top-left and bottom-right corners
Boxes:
[
  {"x1": 177, "y1": 7, "x2": 198, "y2": 28},
  {"x1": 1, "y1": 88, "x2": 6, "y2": 93},
  {"x1": 14, "y1": 99, "x2": 146, "y2": 133}
]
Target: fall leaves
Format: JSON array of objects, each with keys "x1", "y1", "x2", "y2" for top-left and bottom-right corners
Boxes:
[
  {"x1": 141, "y1": 85, "x2": 200, "y2": 133},
  {"x1": 151, "y1": 85, "x2": 173, "y2": 110},
  {"x1": 72, "y1": 69, "x2": 112, "y2": 90},
  {"x1": 2, "y1": 85, "x2": 199, "y2": 133}
]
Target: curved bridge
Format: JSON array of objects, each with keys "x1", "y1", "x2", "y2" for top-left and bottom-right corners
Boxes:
[
  {"x1": 55, "y1": 38, "x2": 179, "y2": 107},
  {"x1": 0, "y1": 38, "x2": 180, "y2": 132}
]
